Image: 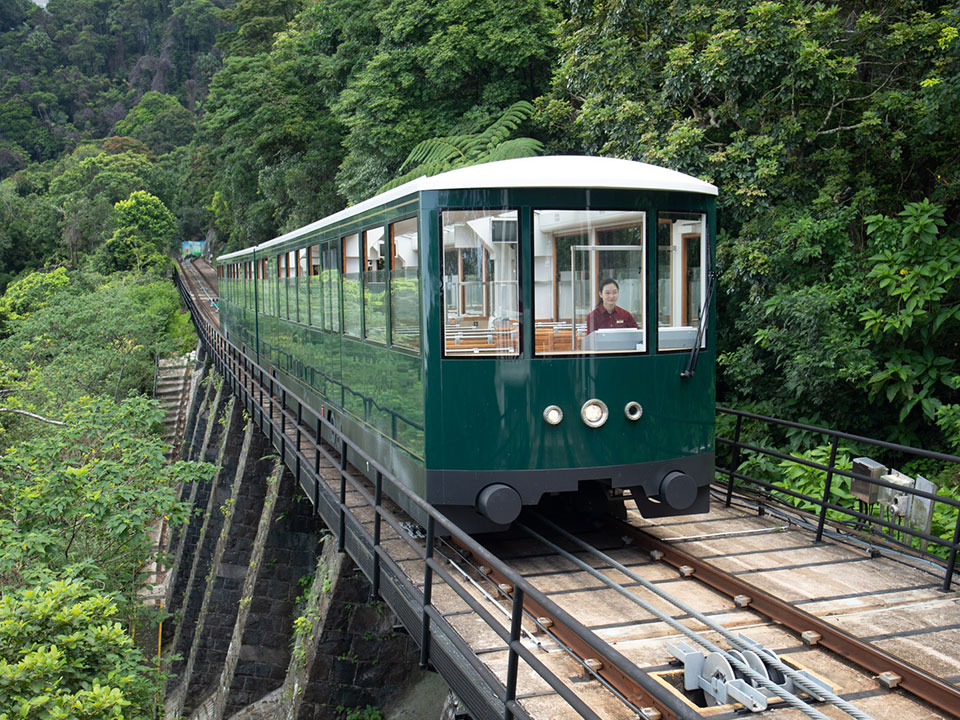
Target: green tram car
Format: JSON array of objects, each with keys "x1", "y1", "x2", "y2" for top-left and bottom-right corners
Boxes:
[{"x1": 216, "y1": 156, "x2": 717, "y2": 532}]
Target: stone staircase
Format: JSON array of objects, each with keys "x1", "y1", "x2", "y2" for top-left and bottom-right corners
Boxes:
[
  {"x1": 157, "y1": 352, "x2": 195, "y2": 462},
  {"x1": 139, "y1": 352, "x2": 197, "y2": 612}
]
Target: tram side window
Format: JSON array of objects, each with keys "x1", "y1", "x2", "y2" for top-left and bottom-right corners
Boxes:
[
  {"x1": 657, "y1": 212, "x2": 706, "y2": 351},
  {"x1": 532, "y1": 210, "x2": 646, "y2": 355},
  {"x1": 363, "y1": 226, "x2": 387, "y2": 343},
  {"x1": 297, "y1": 248, "x2": 309, "y2": 323},
  {"x1": 322, "y1": 240, "x2": 341, "y2": 332},
  {"x1": 441, "y1": 209, "x2": 520, "y2": 357},
  {"x1": 309, "y1": 244, "x2": 322, "y2": 326},
  {"x1": 342, "y1": 233, "x2": 361, "y2": 337},
  {"x1": 276, "y1": 255, "x2": 286, "y2": 319},
  {"x1": 287, "y1": 250, "x2": 298, "y2": 321},
  {"x1": 390, "y1": 217, "x2": 420, "y2": 352}
]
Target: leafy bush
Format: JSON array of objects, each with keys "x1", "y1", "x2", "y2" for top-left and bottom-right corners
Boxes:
[{"x1": 0, "y1": 580, "x2": 158, "y2": 720}]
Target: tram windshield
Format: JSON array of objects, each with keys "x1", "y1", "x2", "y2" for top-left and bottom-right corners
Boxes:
[
  {"x1": 442, "y1": 209, "x2": 520, "y2": 357},
  {"x1": 657, "y1": 212, "x2": 707, "y2": 351},
  {"x1": 534, "y1": 210, "x2": 646, "y2": 355}
]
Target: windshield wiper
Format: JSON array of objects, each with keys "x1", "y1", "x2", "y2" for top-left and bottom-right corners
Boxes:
[{"x1": 680, "y1": 270, "x2": 716, "y2": 379}]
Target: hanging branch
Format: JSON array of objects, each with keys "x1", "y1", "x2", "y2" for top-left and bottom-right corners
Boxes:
[{"x1": 0, "y1": 407, "x2": 67, "y2": 426}]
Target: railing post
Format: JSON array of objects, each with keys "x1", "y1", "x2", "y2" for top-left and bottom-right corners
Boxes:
[
  {"x1": 503, "y1": 587, "x2": 524, "y2": 720},
  {"x1": 942, "y1": 511, "x2": 960, "y2": 592},
  {"x1": 372, "y1": 471, "x2": 383, "y2": 600},
  {"x1": 312, "y1": 430, "x2": 321, "y2": 514},
  {"x1": 725, "y1": 413, "x2": 744, "y2": 507},
  {"x1": 815, "y1": 435, "x2": 840, "y2": 543},
  {"x1": 338, "y1": 437, "x2": 347, "y2": 553},
  {"x1": 420, "y1": 515, "x2": 435, "y2": 669}
]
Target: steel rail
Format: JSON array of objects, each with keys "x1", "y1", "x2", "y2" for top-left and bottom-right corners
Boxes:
[
  {"x1": 525, "y1": 517, "x2": 872, "y2": 720},
  {"x1": 618, "y1": 520, "x2": 960, "y2": 719},
  {"x1": 449, "y1": 537, "x2": 693, "y2": 720}
]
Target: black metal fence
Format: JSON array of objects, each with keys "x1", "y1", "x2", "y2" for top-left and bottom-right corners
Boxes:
[
  {"x1": 716, "y1": 406, "x2": 960, "y2": 591},
  {"x1": 175, "y1": 270, "x2": 700, "y2": 720}
]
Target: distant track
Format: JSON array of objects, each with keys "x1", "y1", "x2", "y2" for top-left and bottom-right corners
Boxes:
[{"x1": 177, "y1": 257, "x2": 218, "y2": 328}]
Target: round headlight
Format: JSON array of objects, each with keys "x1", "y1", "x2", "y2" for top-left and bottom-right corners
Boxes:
[
  {"x1": 580, "y1": 399, "x2": 609, "y2": 428},
  {"x1": 543, "y1": 405, "x2": 563, "y2": 425},
  {"x1": 625, "y1": 401, "x2": 643, "y2": 421}
]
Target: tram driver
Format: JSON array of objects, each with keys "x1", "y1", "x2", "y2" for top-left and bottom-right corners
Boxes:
[{"x1": 586, "y1": 278, "x2": 639, "y2": 335}]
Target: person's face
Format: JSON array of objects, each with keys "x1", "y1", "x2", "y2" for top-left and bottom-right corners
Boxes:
[{"x1": 600, "y1": 283, "x2": 618, "y2": 311}]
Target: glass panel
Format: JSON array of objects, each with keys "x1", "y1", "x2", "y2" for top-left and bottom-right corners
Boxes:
[
  {"x1": 309, "y1": 244, "x2": 323, "y2": 326},
  {"x1": 657, "y1": 212, "x2": 706, "y2": 351},
  {"x1": 533, "y1": 210, "x2": 645, "y2": 355},
  {"x1": 363, "y1": 226, "x2": 387, "y2": 342},
  {"x1": 287, "y1": 250, "x2": 298, "y2": 322},
  {"x1": 390, "y1": 217, "x2": 420, "y2": 351},
  {"x1": 342, "y1": 233, "x2": 361, "y2": 336},
  {"x1": 322, "y1": 240, "x2": 341, "y2": 332},
  {"x1": 278, "y1": 256, "x2": 287, "y2": 320},
  {"x1": 297, "y1": 248, "x2": 309, "y2": 323},
  {"x1": 441, "y1": 209, "x2": 520, "y2": 357}
]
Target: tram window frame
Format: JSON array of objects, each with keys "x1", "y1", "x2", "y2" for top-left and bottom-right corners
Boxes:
[
  {"x1": 656, "y1": 211, "x2": 708, "y2": 352},
  {"x1": 531, "y1": 209, "x2": 647, "y2": 357},
  {"x1": 440, "y1": 208, "x2": 522, "y2": 359},
  {"x1": 309, "y1": 244, "x2": 323, "y2": 327},
  {"x1": 322, "y1": 239, "x2": 341, "y2": 333},
  {"x1": 363, "y1": 225, "x2": 388, "y2": 344},
  {"x1": 389, "y1": 216, "x2": 421, "y2": 355},
  {"x1": 296, "y1": 247, "x2": 309, "y2": 324},
  {"x1": 342, "y1": 233, "x2": 362, "y2": 338}
]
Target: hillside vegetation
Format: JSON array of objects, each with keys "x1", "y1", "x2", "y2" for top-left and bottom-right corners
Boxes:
[{"x1": 0, "y1": 1, "x2": 958, "y2": 715}]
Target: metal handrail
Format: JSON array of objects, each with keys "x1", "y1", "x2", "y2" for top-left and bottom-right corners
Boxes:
[
  {"x1": 175, "y1": 270, "x2": 699, "y2": 720},
  {"x1": 716, "y1": 406, "x2": 960, "y2": 591}
]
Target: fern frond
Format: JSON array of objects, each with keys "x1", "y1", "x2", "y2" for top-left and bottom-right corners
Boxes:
[
  {"x1": 473, "y1": 101, "x2": 535, "y2": 157},
  {"x1": 384, "y1": 99, "x2": 543, "y2": 193},
  {"x1": 480, "y1": 137, "x2": 544, "y2": 164}
]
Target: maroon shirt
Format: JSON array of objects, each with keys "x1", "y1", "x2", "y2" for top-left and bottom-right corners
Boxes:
[{"x1": 586, "y1": 305, "x2": 639, "y2": 334}]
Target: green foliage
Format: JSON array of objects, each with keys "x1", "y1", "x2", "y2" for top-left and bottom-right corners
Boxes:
[
  {"x1": 98, "y1": 190, "x2": 177, "y2": 274},
  {"x1": 0, "y1": 580, "x2": 157, "y2": 720},
  {"x1": 860, "y1": 200, "x2": 960, "y2": 426},
  {"x1": 333, "y1": 0, "x2": 559, "y2": 201},
  {"x1": 379, "y1": 101, "x2": 543, "y2": 192},
  {"x1": 776, "y1": 445, "x2": 855, "y2": 519},
  {"x1": 336, "y1": 705, "x2": 382, "y2": 720},
  {"x1": 0, "y1": 267, "x2": 70, "y2": 333},
  {"x1": 112, "y1": 92, "x2": 196, "y2": 154},
  {"x1": 0, "y1": 273, "x2": 189, "y2": 404},
  {"x1": 0, "y1": 392, "x2": 211, "y2": 593}
]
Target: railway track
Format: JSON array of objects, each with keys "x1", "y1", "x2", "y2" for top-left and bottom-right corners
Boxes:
[
  {"x1": 177, "y1": 257, "x2": 219, "y2": 327},
  {"x1": 448, "y1": 510, "x2": 958, "y2": 720},
  {"x1": 174, "y1": 267, "x2": 959, "y2": 720}
]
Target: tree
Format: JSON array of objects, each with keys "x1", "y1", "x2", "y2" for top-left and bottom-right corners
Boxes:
[
  {"x1": 860, "y1": 200, "x2": 960, "y2": 430},
  {"x1": 112, "y1": 91, "x2": 196, "y2": 154},
  {"x1": 333, "y1": 0, "x2": 558, "y2": 201},
  {"x1": 98, "y1": 190, "x2": 176, "y2": 273},
  {"x1": 0, "y1": 266, "x2": 70, "y2": 334}
]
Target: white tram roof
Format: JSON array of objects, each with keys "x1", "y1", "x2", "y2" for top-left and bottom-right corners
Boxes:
[{"x1": 219, "y1": 156, "x2": 717, "y2": 262}]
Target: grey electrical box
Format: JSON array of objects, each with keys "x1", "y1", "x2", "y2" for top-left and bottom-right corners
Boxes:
[
  {"x1": 879, "y1": 470, "x2": 914, "y2": 516},
  {"x1": 909, "y1": 475, "x2": 937, "y2": 533},
  {"x1": 851, "y1": 457, "x2": 887, "y2": 503}
]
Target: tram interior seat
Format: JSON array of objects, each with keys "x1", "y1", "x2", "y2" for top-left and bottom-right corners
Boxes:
[
  {"x1": 445, "y1": 318, "x2": 519, "y2": 354},
  {"x1": 534, "y1": 320, "x2": 585, "y2": 353}
]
